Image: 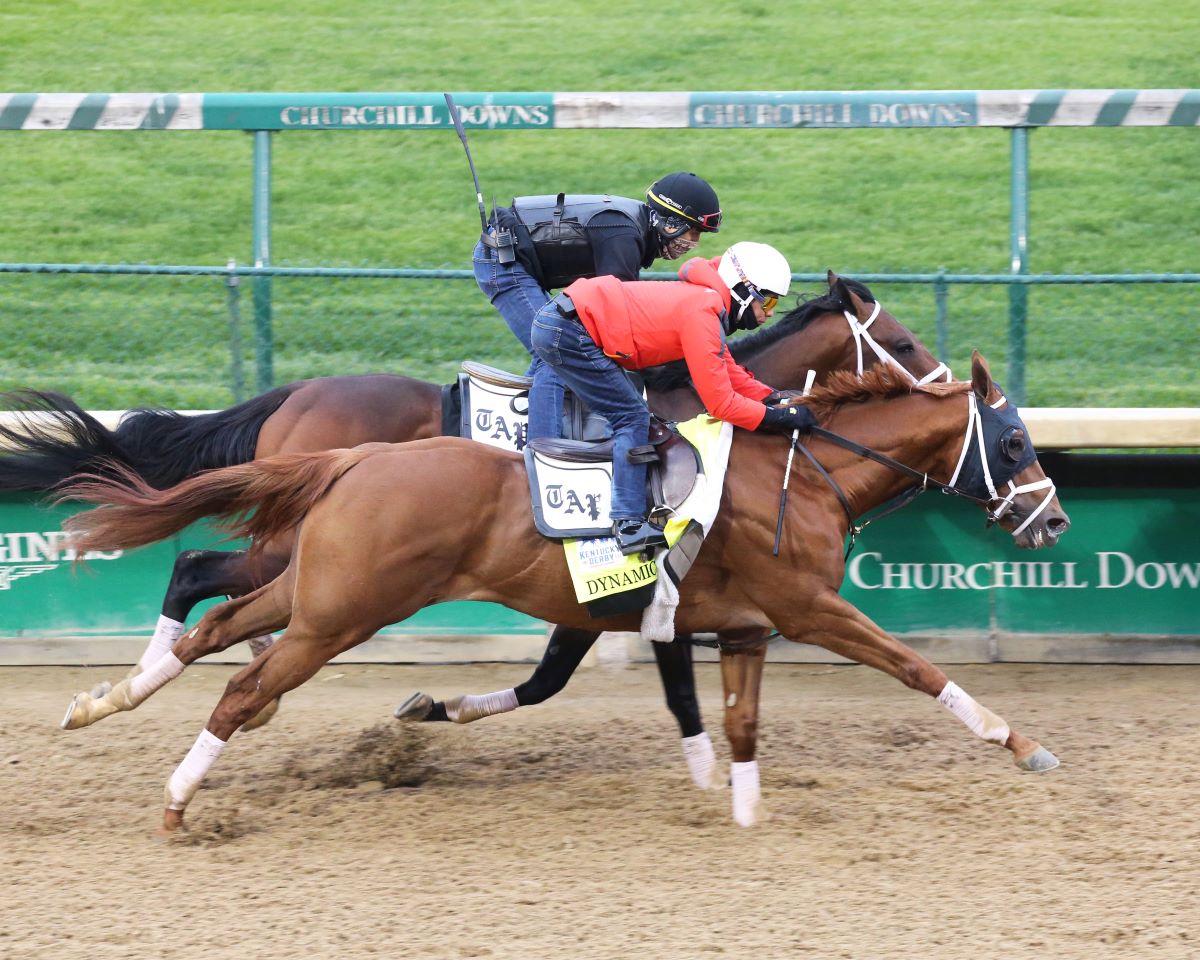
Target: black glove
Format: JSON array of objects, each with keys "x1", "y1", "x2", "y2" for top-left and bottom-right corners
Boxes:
[
  {"x1": 764, "y1": 389, "x2": 805, "y2": 407},
  {"x1": 759, "y1": 402, "x2": 817, "y2": 434}
]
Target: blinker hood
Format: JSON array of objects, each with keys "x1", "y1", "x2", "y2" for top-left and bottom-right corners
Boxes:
[{"x1": 953, "y1": 390, "x2": 1038, "y2": 501}]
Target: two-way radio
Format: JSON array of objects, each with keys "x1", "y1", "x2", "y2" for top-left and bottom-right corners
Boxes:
[{"x1": 444, "y1": 93, "x2": 515, "y2": 264}]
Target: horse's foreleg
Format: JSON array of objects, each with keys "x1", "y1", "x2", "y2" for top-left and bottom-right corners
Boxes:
[
  {"x1": 151, "y1": 549, "x2": 266, "y2": 664},
  {"x1": 719, "y1": 640, "x2": 769, "y2": 825},
  {"x1": 773, "y1": 591, "x2": 1058, "y2": 772},
  {"x1": 160, "y1": 625, "x2": 355, "y2": 834},
  {"x1": 652, "y1": 638, "x2": 717, "y2": 789},
  {"x1": 394, "y1": 626, "x2": 600, "y2": 724},
  {"x1": 62, "y1": 573, "x2": 293, "y2": 730}
]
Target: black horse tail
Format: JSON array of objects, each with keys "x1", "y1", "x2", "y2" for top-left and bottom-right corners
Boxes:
[{"x1": 0, "y1": 387, "x2": 296, "y2": 493}]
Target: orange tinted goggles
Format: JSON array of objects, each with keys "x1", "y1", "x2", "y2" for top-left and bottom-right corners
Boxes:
[{"x1": 751, "y1": 289, "x2": 780, "y2": 312}]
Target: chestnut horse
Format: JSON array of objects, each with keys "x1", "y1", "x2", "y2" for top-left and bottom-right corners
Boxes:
[
  {"x1": 4, "y1": 274, "x2": 947, "y2": 794},
  {"x1": 59, "y1": 356, "x2": 1068, "y2": 833}
]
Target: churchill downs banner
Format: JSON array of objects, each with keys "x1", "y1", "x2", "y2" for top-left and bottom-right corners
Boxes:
[{"x1": 0, "y1": 484, "x2": 1196, "y2": 643}]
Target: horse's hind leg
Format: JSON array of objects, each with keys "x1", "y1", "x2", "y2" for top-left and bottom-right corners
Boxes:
[
  {"x1": 159, "y1": 622, "x2": 372, "y2": 834},
  {"x1": 62, "y1": 570, "x2": 294, "y2": 730},
  {"x1": 652, "y1": 637, "x2": 720, "y2": 789},
  {"x1": 772, "y1": 591, "x2": 1058, "y2": 772},
  {"x1": 395, "y1": 625, "x2": 600, "y2": 724}
]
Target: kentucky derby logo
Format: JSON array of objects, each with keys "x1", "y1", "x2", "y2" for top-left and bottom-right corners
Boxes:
[
  {"x1": 544, "y1": 486, "x2": 603, "y2": 521},
  {"x1": 0, "y1": 530, "x2": 123, "y2": 592}
]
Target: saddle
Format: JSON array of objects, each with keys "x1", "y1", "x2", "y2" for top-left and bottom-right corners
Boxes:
[{"x1": 523, "y1": 418, "x2": 702, "y2": 539}]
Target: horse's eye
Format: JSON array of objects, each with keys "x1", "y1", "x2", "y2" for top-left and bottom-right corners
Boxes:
[
  {"x1": 1001, "y1": 429, "x2": 1026, "y2": 461},
  {"x1": 896, "y1": 341, "x2": 915, "y2": 355}
]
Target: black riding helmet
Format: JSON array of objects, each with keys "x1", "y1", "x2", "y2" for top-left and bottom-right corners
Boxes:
[{"x1": 646, "y1": 172, "x2": 722, "y2": 240}]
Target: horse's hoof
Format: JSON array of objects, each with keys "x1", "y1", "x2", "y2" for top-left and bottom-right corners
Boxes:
[
  {"x1": 394, "y1": 692, "x2": 433, "y2": 722},
  {"x1": 61, "y1": 695, "x2": 84, "y2": 730},
  {"x1": 157, "y1": 808, "x2": 186, "y2": 836},
  {"x1": 239, "y1": 696, "x2": 281, "y2": 732},
  {"x1": 89, "y1": 680, "x2": 113, "y2": 699},
  {"x1": 61, "y1": 693, "x2": 103, "y2": 730},
  {"x1": 1015, "y1": 745, "x2": 1060, "y2": 772}
]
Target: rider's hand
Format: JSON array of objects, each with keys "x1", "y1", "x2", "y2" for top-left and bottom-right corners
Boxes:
[
  {"x1": 758, "y1": 403, "x2": 817, "y2": 434},
  {"x1": 764, "y1": 389, "x2": 805, "y2": 407}
]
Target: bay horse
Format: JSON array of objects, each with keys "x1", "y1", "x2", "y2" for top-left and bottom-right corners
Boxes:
[
  {"x1": 58, "y1": 356, "x2": 1068, "y2": 833},
  {"x1": 4, "y1": 274, "x2": 947, "y2": 796}
]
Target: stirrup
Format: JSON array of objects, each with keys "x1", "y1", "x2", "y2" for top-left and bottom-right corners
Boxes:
[{"x1": 612, "y1": 517, "x2": 667, "y2": 556}]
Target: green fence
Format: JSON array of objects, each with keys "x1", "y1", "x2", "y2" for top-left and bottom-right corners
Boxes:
[
  {"x1": 2, "y1": 262, "x2": 1198, "y2": 409},
  {"x1": 3, "y1": 90, "x2": 1198, "y2": 408}
]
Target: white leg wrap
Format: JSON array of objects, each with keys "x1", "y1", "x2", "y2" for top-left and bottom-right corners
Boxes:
[
  {"x1": 446, "y1": 688, "x2": 519, "y2": 724},
  {"x1": 166, "y1": 728, "x2": 227, "y2": 811},
  {"x1": 128, "y1": 652, "x2": 185, "y2": 703},
  {"x1": 937, "y1": 681, "x2": 1011, "y2": 745},
  {"x1": 137, "y1": 615, "x2": 185, "y2": 670},
  {"x1": 681, "y1": 732, "x2": 718, "y2": 790},
  {"x1": 730, "y1": 760, "x2": 762, "y2": 827}
]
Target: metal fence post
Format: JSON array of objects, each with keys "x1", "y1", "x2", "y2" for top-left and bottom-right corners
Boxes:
[
  {"x1": 225, "y1": 258, "x2": 246, "y2": 403},
  {"x1": 933, "y1": 268, "x2": 949, "y2": 365},
  {"x1": 252, "y1": 130, "x2": 274, "y2": 393},
  {"x1": 1008, "y1": 126, "x2": 1030, "y2": 404}
]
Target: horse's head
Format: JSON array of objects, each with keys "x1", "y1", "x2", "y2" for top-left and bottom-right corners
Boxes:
[
  {"x1": 733, "y1": 271, "x2": 950, "y2": 392},
  {"x1": 950, "y1": 352, "x2": 1070, "y2": 550}
]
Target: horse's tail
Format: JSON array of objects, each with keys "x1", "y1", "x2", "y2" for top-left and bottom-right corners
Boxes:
[
  {"x1": 0, "y1": 387, "x2": 295, "y2": 493},
  {"x1": 60, "y1": 447, "x2": 377, "y2": 556}
]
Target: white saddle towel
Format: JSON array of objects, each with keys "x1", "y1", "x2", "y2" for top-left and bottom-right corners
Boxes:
[{"x1": 640, "y1": 419, "x2": 734, "y2": 642}]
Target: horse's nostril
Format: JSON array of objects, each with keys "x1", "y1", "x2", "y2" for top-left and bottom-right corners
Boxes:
[{"x1": 1047, "y1": 515, "x2": 1071, "y2": 536}]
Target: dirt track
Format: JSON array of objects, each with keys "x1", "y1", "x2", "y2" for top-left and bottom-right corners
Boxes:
[{"x1": 1, "y1": 659, "x2": 1197, "y2": 959}]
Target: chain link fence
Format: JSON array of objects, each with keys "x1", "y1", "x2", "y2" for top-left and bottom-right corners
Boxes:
[{"x1": 1, "y1": 262, "x2": 1197, "y2": 409}]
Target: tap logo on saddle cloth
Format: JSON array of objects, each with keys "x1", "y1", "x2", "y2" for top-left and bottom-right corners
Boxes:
[{"x1": 460, "y1": 377, "x2": 530, "y2": 452}]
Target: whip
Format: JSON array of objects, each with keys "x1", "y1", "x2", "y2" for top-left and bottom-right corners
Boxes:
[{"x1": 772, "y1": 428, "x2": 801, "y2": 557}]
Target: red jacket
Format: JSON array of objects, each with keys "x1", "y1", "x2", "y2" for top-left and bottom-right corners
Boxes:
[{"x1": 564, "y1": 256, "x2": 771, "y2": 430}]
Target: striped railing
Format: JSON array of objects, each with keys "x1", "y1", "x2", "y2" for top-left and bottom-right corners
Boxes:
[{"x1": 2, "y1": 90, "x2": 1199, "y2": 130}]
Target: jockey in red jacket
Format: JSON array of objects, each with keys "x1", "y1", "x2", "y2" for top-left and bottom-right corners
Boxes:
[{"x1": 529, "y1": 241, "x2": 816, "y2": 555}]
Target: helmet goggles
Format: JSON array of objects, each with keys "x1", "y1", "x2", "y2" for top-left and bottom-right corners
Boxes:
[{"x1": 646, "y1": 188, "x2": 723, "y2": 236}]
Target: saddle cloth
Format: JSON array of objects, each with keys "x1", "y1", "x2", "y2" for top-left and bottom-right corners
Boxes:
[
  {"x1": 442, "y1": 361, "x2": 611, "y2": 452},
  {"x1": 523, "y1": 419, "x2": 701, "y2": 539},
  {"x1": 555, "y1": 415, "x2": 732, "y2": 617}
]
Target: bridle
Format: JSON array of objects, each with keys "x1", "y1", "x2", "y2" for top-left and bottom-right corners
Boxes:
[
  {"x1": 844, "y1": 300, "x2": 952, "y2": 385},
  {"x1": 771, "y1": 389, "x2": 1057, "y2": 557}
]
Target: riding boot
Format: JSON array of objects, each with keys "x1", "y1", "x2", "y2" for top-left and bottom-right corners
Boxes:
[{"x1": 612, "y1": 517, "x2": 667, "y2": 556}]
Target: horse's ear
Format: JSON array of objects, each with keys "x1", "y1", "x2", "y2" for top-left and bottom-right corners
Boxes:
[
  {"x1": 970, "y1": 350, "x2": 993, "y2": 400},
  {"x1": 828, "y1": 271, "x2": 864, "y2": 317}
]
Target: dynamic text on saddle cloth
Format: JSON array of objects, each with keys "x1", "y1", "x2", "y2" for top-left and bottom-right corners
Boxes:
[{"x1": 560, "y1": 414, "x2": 734, "y2": 606}]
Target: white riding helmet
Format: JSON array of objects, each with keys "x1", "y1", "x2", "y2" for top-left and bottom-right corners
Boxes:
[{"x1": 717, "y1": 242, "x2": 792, "y2": 328}]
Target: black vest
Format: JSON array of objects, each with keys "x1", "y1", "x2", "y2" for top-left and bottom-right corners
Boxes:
[{"x1": 510, "y1": 194, "x2": 648, "y2": 290}]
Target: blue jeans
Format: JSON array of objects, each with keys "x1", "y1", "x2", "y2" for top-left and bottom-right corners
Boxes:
[
  {"x1": 530, "y1": 303, "x2": 650, "y2": 520},
  {"x1": 473, "y1": 239, "x2": 564, "y2": 438}
]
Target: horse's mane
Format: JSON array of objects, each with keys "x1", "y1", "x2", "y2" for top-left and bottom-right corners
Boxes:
[
  {"x1": 800, "y1": 366, "x2": 969, "y2": 422},
  {"x1": 641, "y1": 278, "x2": 878, "y2": 393}
]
